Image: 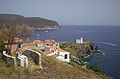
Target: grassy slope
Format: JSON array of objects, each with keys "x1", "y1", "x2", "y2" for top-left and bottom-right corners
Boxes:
[{"x1": 0, "y1": 56, "x2": 111, "y2": 79}]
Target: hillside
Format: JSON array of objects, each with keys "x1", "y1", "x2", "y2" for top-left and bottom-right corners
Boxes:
[
  {"x1": 60, "y1": 41, "x2": 94, "y2": 56},
  {"x1": 0, "y1": 56, "x2": 111, "y2": 79},
  {"x1": 0, "y1": 14, "x2": 60, "y2": 30}
]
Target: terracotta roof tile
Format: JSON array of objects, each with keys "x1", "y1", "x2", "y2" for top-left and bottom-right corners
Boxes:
[
  {"x1": 44, "y1": 51, "x2": 54, "y2": 55},
  {"x1": 44, "y1": 39, "x2": 56, "y2": 43},
  {"x1": 33, "y1": 39, "x2": 42, "y2": 44},
  {"x1": 51, "y1": 54, "x2": 59, "y2": 58},
  {"x1": 57, "y1": 48, "x2": 65, "y2": 52}
]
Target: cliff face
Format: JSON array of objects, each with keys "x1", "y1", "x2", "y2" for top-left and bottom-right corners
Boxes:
[{"x1": 0, "y1": 14, "x2": 61, "y2": 30}]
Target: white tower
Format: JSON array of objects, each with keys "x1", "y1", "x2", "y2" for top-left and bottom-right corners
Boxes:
[{"x1": 80, "y1": 37, "x2": 83, "y2": 44}]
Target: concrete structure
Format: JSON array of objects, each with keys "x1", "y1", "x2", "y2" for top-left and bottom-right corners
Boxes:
[
  {"x1": 2, "y1": 51, "x2": 17, "y2": 67},
  {"x1": 76, "y1": 39, "x2": 81, "y2": 43},
  {"x1": 17, "y1": 55, "x2": 28, "y2": 67},
  {"x1": 56, "y1": 48, "x2": 70, "y2": 62},
  {"x1": 76, "y1": 37, "x2": 84, "y2": 44},
  {"x1": 43, "y1": 47, "x2": 70, "y2": 63},
  {"x1": 80, "y1": 37, "x2": 83, "y2": 44},
  {"x1": 23, "y1": 48, "x2": 42, "y2": 65}
]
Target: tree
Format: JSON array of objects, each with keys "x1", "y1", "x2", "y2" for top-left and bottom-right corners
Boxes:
[
  {"x1": 0, "y1": 25, "x2": 33, "y2": 54},
  {"x1": 0, "y1": 40, "x2": 6, "y2": 59},
  {"x1": 0, "y1": 40, "x2": 5, "y2": 53}
]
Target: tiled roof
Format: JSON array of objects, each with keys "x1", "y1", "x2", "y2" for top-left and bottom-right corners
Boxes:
[
  {"x1": 44, "y1": 51, "x2": 54, "y2": 55},
  {"x1": 33, "y1": 39, "x2": 42, "y2": 44},
  {"x1": 44, "y1": 39, "x2": 56, "y2": 43},
  {"x1": 48, "y1": 46, "x2": 57, "y2": 50},
  {"x1": 52, "y1": 47, "x2": 57, "y2": 50},
  {"x1": 56, "y1": 48, "x2": 65, "y2": 52},
  {"x1": 51, "y1": 54, "x2": 60, "y2": 58},
  {"x1": 47, "y1": 46, "x2": 67, "y2": 53}
]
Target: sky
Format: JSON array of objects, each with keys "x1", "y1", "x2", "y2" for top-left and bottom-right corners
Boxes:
[{"x1": 0, "y1": 0, "x2": 120, "y2": 25}]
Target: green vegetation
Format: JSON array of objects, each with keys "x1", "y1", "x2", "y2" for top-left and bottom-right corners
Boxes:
[
  {"x1": 89, "y1": 64, "x2": 102, "y2": 73},
  {"x1": 0, "y1": 28, "x2": 110, "y2": 79},
  {"x1": 0, "y1": 40, "x2": 5, "y2": 54},
  {"x1": 60, "y1": 41, "x2": 94, "y2": 57},
  {"x1": 60, "y1": 41, "x2": 105, "y2": 75},
  {"x1": 0, "y1": 56, "x2": 111, "y2": 79},
  {"x1": 0, "y1": 40, "x2": 8, "y2": 59},
  {"x1": 0, "y1": 25, "x2": 32, "y2": 54},
  {"x1": 0, "y1": 14, "x2": 60, "y2": 30}
]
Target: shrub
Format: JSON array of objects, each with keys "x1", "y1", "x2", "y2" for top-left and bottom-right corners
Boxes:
[
  {"x1": 89, "y1": 64, "x2": 102, "y2": 73},
  {"x1": 0, "y1": 40, "x2": 5, "y2": 53}
]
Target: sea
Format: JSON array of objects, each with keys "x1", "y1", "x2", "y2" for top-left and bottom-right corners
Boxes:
[{"x1": 33, "y1": 25, "x2": 120, "y2": 79}]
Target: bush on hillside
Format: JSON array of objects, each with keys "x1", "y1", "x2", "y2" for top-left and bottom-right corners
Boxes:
[
  {"x1": 0, "y1": 40, "x2": 5, "y2": 52},
  {"x1": 0, "y1": 40, "x2": 5, "y2": 59},
  {"x1": 89, "y1": 64, "x2": 102, "y2": 73}
]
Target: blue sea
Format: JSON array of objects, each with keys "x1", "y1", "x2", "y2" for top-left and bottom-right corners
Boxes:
[{"x1": 33, "y1": 25, "x2": 120, "y2": 79}]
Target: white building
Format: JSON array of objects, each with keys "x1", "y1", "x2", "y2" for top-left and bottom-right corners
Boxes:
[
  {"x1": 76, "y1": 39, "x2": 81, "y2": 43},
  {"x1": 76, "y1": 37, "x2": 84, "y2": 44},
  {"x1": 17, "y1": 55, "x2": 28, "y2": 67},
  {"x1": 56, "y1": 52, "x2": 70, "y2": 62},
  {"x1": 43, "y1": 47, "x2": 70, "y2": 63},
  {"x1": 80, "y1": 37, "x2": 83, "y2": 44},
  {"x1": 56, "y1": 48, "x2": 70, "y2": 62}
]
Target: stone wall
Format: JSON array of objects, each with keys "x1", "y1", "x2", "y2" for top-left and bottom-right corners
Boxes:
[
  {"x1": 23, "y1": 49, "x2": 41, "y2": 65},
  {"x1": 2, "y1": 49, "x2": 42, "y2": 69}
]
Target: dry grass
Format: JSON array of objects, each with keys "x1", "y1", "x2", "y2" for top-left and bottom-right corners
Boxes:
[{"x1": 0, "y1": 57, "x2": 111, "y2": 79}]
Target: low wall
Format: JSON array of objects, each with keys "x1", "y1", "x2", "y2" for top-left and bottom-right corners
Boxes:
[
  {"x1": 23, "y1": 48, "x2": 41, "y2": 65},
  {"x1": 2, "y1": 51, "x2": 16, "y2": 67}
]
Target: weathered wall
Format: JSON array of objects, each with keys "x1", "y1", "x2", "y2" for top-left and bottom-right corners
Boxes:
[
  {"x1": 2, "y1": 51, "x2": 16, "y2": 66},
  {"x1": 23, "y1": 49, "x2": 41, "y2": 65}
]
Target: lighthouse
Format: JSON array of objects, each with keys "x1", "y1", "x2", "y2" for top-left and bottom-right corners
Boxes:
[{"x1": 80, "y1": 37, "x2": 83, "y2": 44}]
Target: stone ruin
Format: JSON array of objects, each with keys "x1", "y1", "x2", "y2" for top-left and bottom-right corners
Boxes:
[
  {"x1": 22, "y1": 49, "x2": 41, "y2": 65},
  {"x1": 2, "y1": 49, "x2": 42, "y2": 68}
]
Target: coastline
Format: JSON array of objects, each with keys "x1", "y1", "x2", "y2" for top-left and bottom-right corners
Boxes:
[
  {"x1": 33, "y1": 27, "x2": 61, "y2": 31},
  {"x1": 31, "y1": 25, "x2": 119, "y2": 79}
]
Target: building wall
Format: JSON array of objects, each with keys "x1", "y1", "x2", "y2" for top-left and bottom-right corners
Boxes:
[{"x1": 57, "y1": 52, "x2": 70, "y2": 62}]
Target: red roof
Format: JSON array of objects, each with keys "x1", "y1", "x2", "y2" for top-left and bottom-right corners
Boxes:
[
  {"x1": 56, "y1": 48, "x2": 65, "y2": 52},
  {"x1": 33, "y1": 39, "x2": 42, "y2": 44},
  {"x1": 44, "y1": 39, "x2": 56, "y2": 44},
  {"x1": 51, "y1": 54, "x2": 59, "y2": 58},
  {"x1": 44, "y1": 51, "x2": 54, "y2": 55},
  {"x1": 51, "y1": 47, "x2": 57, "y2": 50}
]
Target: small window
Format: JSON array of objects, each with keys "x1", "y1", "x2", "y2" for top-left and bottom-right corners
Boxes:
[{"x1": 64, "y1": 54, "x2": 67, "y2": 59}]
